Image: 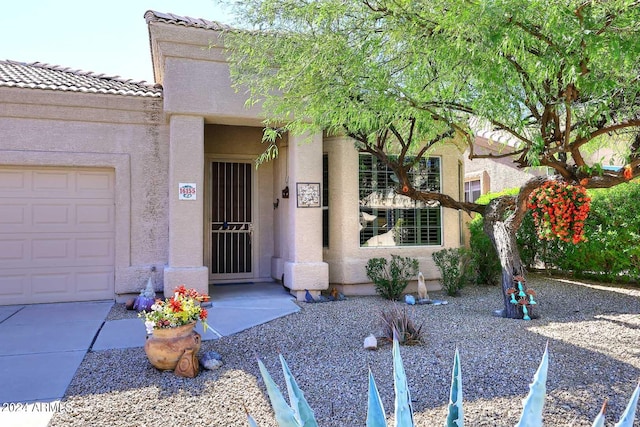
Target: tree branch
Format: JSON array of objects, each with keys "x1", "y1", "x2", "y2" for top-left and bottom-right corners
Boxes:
[{"x1": 404, "y1": 186, "x2": 486, "y2": 215}]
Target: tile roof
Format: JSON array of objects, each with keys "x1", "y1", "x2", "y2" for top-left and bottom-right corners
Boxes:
[
  {"x1": 469, "y1": 116, "x2": 521, "y2": 148},
  {"x1": 0, "y1": 60, "x2": 163, "y2": 98},
  {"x1": 144, "y1": 10, "x2": 230, "y2": 31}
]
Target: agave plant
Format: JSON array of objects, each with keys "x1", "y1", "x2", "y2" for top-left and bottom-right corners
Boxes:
[{"x1": 250, "y1": 338, "x2": 640, "y2": 426}]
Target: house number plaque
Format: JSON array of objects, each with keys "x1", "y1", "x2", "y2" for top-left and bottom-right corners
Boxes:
[{"x1": 178, "y1": 183, "x2": 197, "y2": 200}]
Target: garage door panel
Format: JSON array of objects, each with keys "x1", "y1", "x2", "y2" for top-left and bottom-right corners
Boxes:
[
  {"x1": 0, "y1": 167, "x2": 115, "y2": 304},
  {"x1": 0, "y1": 239, "x2": 26, "y2": 263},
  {"x1": 32, "y1": 171, "x2": 72, "y2": 193},
  {"x1": 0, "y1": 170, "x2": 26, "y2": 192},
  {"x1": 1, "y1": 234, "x2": 113, "y2": 268},
  {"x1": 76, "y1": 237, "x2": 114, "y2": 263},
  {"x1": 32, "y1": 238, "x2": 71, "y2": 262},
  {"x1": 0, "y1": 275, "x2": 28, "y2": 298},
  {"x1": 77, "y1": 171, "x2": 114, "y2": 195},
  {"x1": 32, "y1": 272, "x2": 71, "y2": 295},
  {"x1": 76, "y1": 203, "x2": 114, "y2": 228},
  {"x1": 0, "y1": 204, "x2": 27, "y2": 228},
  {"x1": 33, "y1": 204, "x2": 71, "y2": 226},
  {"x1": 76, "y1": 269, "x2": 114, "y2": 293}
]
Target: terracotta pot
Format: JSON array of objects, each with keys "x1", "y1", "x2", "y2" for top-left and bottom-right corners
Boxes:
[{"x1": 144, "y1": 322, "x2": 201, "y2": 370}]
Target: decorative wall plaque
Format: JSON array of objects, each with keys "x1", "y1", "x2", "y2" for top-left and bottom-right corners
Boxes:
[{"x1": 296, "y1": 182, "x2": 321, "y2": 208}]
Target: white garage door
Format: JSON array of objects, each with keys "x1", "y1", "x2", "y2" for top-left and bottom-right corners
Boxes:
[{"x1": 0, "y1": 167, "x2": 115, "y2": 305}]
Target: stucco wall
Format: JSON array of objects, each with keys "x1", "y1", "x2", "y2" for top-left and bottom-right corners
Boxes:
[
  {"x1": 322, "y1": 136, "x2": 465, "y2": 295},
  {"x1": 464, "y1": 136, "x2": 548, "y2": 194},
  {"x1": 0, "y1": 87, "x2": 170, "y2": 297}
]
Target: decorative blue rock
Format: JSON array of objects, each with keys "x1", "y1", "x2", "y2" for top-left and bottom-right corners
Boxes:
[
  {"x1": 304, "y1": 290, "x2": 315, "y2": 303},
  {"x1": 405, "y1": 294, "x2": 416, "y2": 305},
  {"x1": 200, "y1": 351, "x2": 223, "y2": 370}
]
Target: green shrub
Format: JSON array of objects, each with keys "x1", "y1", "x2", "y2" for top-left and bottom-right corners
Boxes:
[
  {"x1": 555, "y1": 181, "x2": 640, "y2": 282},
  {"x1": 366, "y1": 255, "x2": 419, "y2": 300},
  {"x1": 432, "y1": 248, "x2": 472, "y2": 296},
  {"x1": 470, "y1": 180, "x2": 640, "y2": 283},
  {"x1": 468, "y1": 215, "x2": 501, "y2": 285}
]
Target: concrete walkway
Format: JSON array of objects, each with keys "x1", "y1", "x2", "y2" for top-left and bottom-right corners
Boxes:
[{"x1": 0, "y1": 282, "x2": 298, "y2": 427}]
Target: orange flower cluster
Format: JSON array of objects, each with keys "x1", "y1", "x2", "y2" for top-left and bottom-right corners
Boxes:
[{"x1": 527, "y1": 181, "x2": 591, "y2": 244}]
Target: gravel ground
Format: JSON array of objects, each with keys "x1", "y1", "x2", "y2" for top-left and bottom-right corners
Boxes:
[{"x1": 50, "y1": 275, "x2": 640, "y2": 427}]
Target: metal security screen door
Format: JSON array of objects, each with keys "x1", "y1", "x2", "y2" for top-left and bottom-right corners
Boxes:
[{"x1": 209, "y1": 161, "x2": 253, "y2": 279}]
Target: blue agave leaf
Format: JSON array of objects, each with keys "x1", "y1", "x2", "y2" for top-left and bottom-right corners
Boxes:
[
  {"x1": 614, "y1": 380, "x2": 640, "y2": 427},
  {"x1": 257, "y1": 358, "x2": 302, "y2": 427},
  {"x1": 367, "y1": 369, "x2": 388, "y2": 427},
  {"x1": 445, "y1": 348, "x2": 464, "y2": 427},
  {"x1": 591, "y1": 399, "x2": 607, "y2": 427},
  {"x1": 247, "y1": 413, "x2": 260, "y2": 427},
  {"x1": 515, "y1": 344, "x2": 549, "y2": 427},
  {"x1": 392, "y1": 333, "x2": 414, "y2": 427},
  {"x1": 279, "y1": 354, "x2": 319, "y2": 427}
]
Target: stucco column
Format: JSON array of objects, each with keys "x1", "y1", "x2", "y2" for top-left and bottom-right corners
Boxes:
[
  {"x1": 284, "y1": 132, "x2": 329, "y2": 300},
  {"x1": 163, "y1": 115, "x2": 208, "y2": 296}
]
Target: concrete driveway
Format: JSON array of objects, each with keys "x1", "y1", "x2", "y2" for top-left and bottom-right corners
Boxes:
[{"x1": 0, "y1": 282, "x2": 299, "y2": 427}]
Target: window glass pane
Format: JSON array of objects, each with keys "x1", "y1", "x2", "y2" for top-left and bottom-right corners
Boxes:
[
  {"x1": 464, "y1": 179, "x2": 481, "y2": 203},
  {"x1": 322, "y1": 154, "x2": 329, "y2": 248},
  {"x1": 359, "y1": 154, "x2": 442, "y2": 247}
]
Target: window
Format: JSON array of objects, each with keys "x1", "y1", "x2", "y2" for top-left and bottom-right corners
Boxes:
[
  {"x1": 322, "y1": 154, "x2": 329, "y2": 248},
  {"x1": 359, "y1": 154, "x2": 442, "y2": 247},
  {"x1": 464, "y1": 179, "x2": 481, "y2": 203}
]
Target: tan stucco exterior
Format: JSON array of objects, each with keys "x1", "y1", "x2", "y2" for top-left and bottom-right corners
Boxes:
[
  {"x1": 323, "y1": 136, "x2": 465, "y2": 295},
  {"x1": 0, "y1": 86, "x2": 170, "y2": 300},
  {"x1": 0, "y1": 12, "x2": 469, "y2": 305}
]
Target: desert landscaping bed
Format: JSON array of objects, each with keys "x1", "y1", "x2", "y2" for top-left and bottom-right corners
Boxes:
[{"x1": 50, "y1": 275, "x2": 640, "y2": 426}]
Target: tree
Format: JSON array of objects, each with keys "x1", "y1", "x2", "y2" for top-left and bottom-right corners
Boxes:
[{"x1": 220, "y1": 0, "x2": 640, "y2": 318}]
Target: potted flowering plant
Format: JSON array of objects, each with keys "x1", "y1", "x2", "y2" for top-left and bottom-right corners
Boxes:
[
  {"x1": 139, "y1": 284, "x2": 210, "y2": 334},
  {"x1": 139, "y1": 285, "x2": 210, "y2": 372}
]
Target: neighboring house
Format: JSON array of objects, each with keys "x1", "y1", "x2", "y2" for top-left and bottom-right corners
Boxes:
[
  {"x1": 464, "y1": 120, "x2": 550, "y2": 203},
  {"x1": 463, "y1": 119, "x2": 625, "y2": 203},
  {"x1": 0, "y1": 11, "x2": 467, "y2": 305}
]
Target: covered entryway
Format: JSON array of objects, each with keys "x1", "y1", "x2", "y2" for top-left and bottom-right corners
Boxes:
[
  {"x1": 207, "y1": 160, "x2": 254, "y2": 281},
  {"x1": 0, "y1": 166, "x2": 115, "y2": 305}
]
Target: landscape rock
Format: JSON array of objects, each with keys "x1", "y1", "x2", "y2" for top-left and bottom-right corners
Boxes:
[
  {"x1": 363, "y1": 334, "x2": 377, "y2": 350},
  {"x1": 405, "y1": 295, "x2": 416, "y2": 305},
  {"x1": 200, "y1": 351, "x2": 224, "y2": 370}
]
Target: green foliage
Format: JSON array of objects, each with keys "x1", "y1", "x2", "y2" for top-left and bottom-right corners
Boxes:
[
  {"x1": 379, "y1": 305, "x2": 423, "y2": 345},
  {"x1": 432, "y1": 248, "x2": 472, "y2": 296},
  {"x1": 468, "y1": 216, "x2": 501, "y2": 286},
  {"x1": 473, "y1": 181, "x2": 640, "y2": 282},
  {"x1": 366, "y1": 255, "x2": 419, "y2": 300},
  {"x1": 225, "y1": 0, "x2": 640, "y2": 184},
  {"x1": 556, "y1": 181, "x2": 640, "y2": 282},
  {"x1": 252, "y1": 340, "x2": 640, "y2": 426}
]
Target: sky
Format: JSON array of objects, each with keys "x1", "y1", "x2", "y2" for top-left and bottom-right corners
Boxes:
[{"x1": 0, "y1": 0, "x2": 234, "y2": 83}]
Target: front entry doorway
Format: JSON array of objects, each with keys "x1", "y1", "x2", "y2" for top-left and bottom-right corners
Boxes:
[{"x1": 207, "y1": 160, "x2": 254, "y2": 281}]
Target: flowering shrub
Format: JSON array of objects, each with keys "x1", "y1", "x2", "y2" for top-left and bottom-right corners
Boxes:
[
  {"x1": 527, "y1": 181, "x2": 591, "y2": 244},
  {"x1": 139, "y1": 285, "x2": 210, "y2": 334}
]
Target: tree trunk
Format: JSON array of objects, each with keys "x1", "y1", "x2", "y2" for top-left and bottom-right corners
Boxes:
[{"x1": 483, "y1": 197, "x2": 526, "y2": 319}]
